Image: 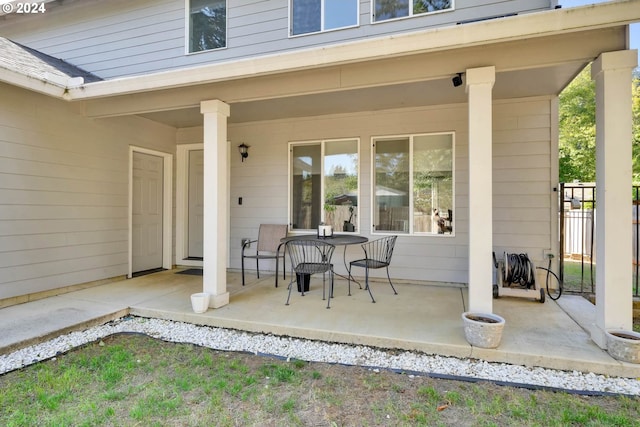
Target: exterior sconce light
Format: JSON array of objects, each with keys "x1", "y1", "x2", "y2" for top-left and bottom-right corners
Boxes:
[
  {"x1": 452, "y1": 72, "x2": 463, "y2": 87},
  {"x1": 238, "y1": 143, "x2": 249, "y2": 162}
]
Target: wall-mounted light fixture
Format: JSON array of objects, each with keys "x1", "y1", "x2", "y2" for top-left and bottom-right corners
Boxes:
[
  {"x1": 238, "y1": 143, "x2": 249, "y2": 162},
  {"x1": 452, "y1": 72, "x2": 464, "y2": 87}
]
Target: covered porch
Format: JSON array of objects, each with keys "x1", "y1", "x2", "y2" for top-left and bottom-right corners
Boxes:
[
  {"x1": 1, "y1": 2, "x2": 638, "y2": 360},
  {"x1": 193, "y1": 47, "x2": 638, "y2": 351}
]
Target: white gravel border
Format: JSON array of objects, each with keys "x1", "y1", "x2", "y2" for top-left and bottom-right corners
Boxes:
[{"x1": 1, "y1": 316, "x2": 639, "y2": 396}]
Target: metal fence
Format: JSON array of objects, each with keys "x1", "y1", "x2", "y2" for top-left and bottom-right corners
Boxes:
[{"x1": 559, "y1": 183, "x2": 640, "y2": 296}]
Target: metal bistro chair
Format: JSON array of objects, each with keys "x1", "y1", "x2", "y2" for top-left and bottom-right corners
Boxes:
[
  {"x1": 348, "y1": 235, "x2": 398, "y2": 303},
  {"x1": 285, "y1": 239, "x2": 336, "y2": 309},
  {"x1": 241, "y1": 224, "x2": 288, "y2": 287}
]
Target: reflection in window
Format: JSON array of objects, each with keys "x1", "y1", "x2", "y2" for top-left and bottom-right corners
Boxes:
[
  {"x1": 413, "y1": 134, "x2": 453, "y2": 234},
  {"x1": 373, "y1": 0, "x2": 452, "y2": 22},
  {"x1": 291, "y1": 0, "x2": 358, "y2": 35},
  {"x1": 374, "y1": 137, "x2": 410, "y2": 233},
  {"x1": 189, "y1": 0, "x2": 227, "y2": 53},
  {"x1": 373, "y1": 133, "x2": 454, "y2": 235},
  {"x1": 324, "y1": 139, "x2": 359, "y2": 231},
  {"x1": 291, "y1": 144, "x2": 321, "y2": 231},
  {"x1": 290, "y1": 139, "x2": 359, "y2": 231}
]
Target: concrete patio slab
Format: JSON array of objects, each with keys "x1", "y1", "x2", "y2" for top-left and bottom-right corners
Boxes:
[{"x1": 1, "y1": 268, "x2": 639, "y2": 380}]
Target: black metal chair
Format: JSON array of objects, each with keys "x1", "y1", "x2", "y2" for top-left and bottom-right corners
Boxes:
[
  {"x1": 285, "y1": 239, "x2": 336, "y2": 309},
  {"x1": 241, "y1": 224, "x2": 288, "y2": 287},
  {"x1": 348, "y1": 235, "x2": 398, "y2": 303}
]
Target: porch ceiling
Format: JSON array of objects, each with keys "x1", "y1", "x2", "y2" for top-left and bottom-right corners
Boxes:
[
  {"x1": 138, "y1": 63, "x2": 585, "y2": 127},
  {"x1": 96, "y1": 26, "x2": 626, "y2": 128}
]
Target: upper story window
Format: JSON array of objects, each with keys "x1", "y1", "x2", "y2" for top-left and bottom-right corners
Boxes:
[
  {"x1": 291, "y1": 0, "x2": 359, "y2": 36},
  {"x1": 373, "y1": 0, "x2": 452, "y2": 23},
  {"x1": 289, "y1": 139, "x2": 359, "y2": 232},
  {"x1": 373, "y1": 132, "x2": 454, "y2": 235},
  {"x1": 188, "y1": 0, "x2": 227, "y2": 53}
]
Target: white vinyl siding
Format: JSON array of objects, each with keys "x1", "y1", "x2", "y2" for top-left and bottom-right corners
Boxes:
[
  {"x1": 492, "y1": 98, "x2": 554, "y2": 253},
  {"x1": 0, "y1": 84, "x2": 177, "y2": 300},
  {"x1": 0, "y1": 0, "x2": 552, "y2": 79},
  {"x1": 219, "y1": 96, "x2": 553, "y2": 285},
  {"x1": 0, "y1": 89, "x2": 552, "y2": 297}
]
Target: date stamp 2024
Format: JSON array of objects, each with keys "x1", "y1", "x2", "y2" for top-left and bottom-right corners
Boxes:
[{"x1": 2, "y1": 2, "x2": 46, "y2": 14}]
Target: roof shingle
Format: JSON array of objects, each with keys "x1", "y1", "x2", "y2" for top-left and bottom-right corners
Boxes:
[{"x1": 0, "y1": 37, "x2": 102, "y2": 85}]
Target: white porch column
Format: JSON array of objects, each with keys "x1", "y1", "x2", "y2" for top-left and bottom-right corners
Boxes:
[
  {"x1": 200, "y1": 99, "x2": 231, "y2": 308},
  {"x1": 590, "y1": 50, "x2": 638, "y2": 347},
  {"x1": 466, "y1": 66, "x2": 496, "y2": 314}
]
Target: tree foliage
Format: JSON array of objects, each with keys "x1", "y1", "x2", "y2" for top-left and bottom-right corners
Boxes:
[
  {"x1": 559, "y1": 65, "x2": 640, "y2": 183},
  {"x1": 374, "y1": 0, "x2": 451, "y2": 20},
  {"x1": 413, "y1": 0, "x2": 452, "y2": 14},
  {"x1": 558, "y1": 66, "x2": 596, "y2": 182}
]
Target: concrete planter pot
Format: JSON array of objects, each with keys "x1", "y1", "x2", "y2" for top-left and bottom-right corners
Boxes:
[
  {"x1": 606, "y1": 329, "x2": 640, "y2": 364},
  {"x1": 462, "y1": 312, "x2": 506, "y2": 349},
  {"x1": 190, "y1": 292, "x2": 210, "y2": 313}
]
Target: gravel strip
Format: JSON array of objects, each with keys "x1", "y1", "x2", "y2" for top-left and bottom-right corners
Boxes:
[{"x1": 1, "y1": 316, "x2": 639, "y2": 395}]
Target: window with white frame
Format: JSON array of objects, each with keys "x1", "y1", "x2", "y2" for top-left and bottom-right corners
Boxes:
[
  {"x1": 188, "y1": 0, "x2": 227, "y2": 53},
  {"x1": 373, "y1": 0, "x2": 452, "y2": 23},
  {"x1": 290, "y1": 139, "x2": 359, "y2": 231},
  {"x1": 291, "y1": 0, "x2": 358, "y2": 36},
  {"x1": 373, "y1": 133, "x2": 454, "y2": 235}
]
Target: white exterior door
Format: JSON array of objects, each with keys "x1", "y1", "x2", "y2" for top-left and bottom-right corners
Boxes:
[
  {"x1": 188, "y1": 149, "x2": 204, "y2": 258},
  {"x1": 132, "y1": 151, "x2": 164, "y2": 272}
]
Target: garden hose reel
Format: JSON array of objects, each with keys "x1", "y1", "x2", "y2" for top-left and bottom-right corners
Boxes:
[{"x1": 493, "y1": 252, "x2": 545, "y2": 303}]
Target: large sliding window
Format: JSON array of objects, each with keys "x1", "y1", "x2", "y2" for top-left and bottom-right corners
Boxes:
[
  {"x1": 290, "y1": 139, "x2": 359, "y2": 232},
  {"x1": 188, "y1": 0, "x2": 227, "y2": 53},
  {"x1": 373, "y1": 0, "x2": 452, "y2": 23},
  {"x1": 373, "y1": 133, "x2": 454, "y2": 235},
  {"x1": 291, "y1": 0, "x2": 358, "y2": 36}
]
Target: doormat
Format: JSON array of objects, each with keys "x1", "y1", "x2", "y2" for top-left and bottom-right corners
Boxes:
[
  {"x1": 176, "y1": 268, "x2": 203, "y2": 276},
  {"x1": 132, "y1": 268, "x2": 166, "y2": 278}
]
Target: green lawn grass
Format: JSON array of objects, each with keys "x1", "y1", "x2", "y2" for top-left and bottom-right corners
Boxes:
[
  {"x1": 561, "y1": 259, "x2": 640, "y2": 295},
  {"x1": 1, "y1": 334, "x2": 639, "y2": 426}
]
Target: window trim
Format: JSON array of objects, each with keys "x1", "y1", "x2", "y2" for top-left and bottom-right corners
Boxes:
[
  {"x1": 371, "y1": 0, "x2": 454, "y2": 25},
  {"x1": 185, "y1": 0, "x2": 229, "y2": 55},
  {"x1": 288, "y1": 138, "x2": 361, "y2": 233},
  {"x1": 371, "y1": 131, "x2": 455, "y2": 237},
  {"x1": 288, "y1": 0, "x2": 360, "y2": 38}
]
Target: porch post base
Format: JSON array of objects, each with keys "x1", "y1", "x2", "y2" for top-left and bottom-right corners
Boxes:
[
  {"x1": 209, "y1": 292, "x2": 230, "y2": 308},
  {"x1": 591, "y1": 325, "x2": 607, "y2": 349}
]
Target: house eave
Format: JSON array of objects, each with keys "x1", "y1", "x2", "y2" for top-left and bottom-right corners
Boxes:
[
  {"x1": 0, "y1": 66, "x2": 69, "y2": 98},
  {"x1": 0, "y1": 1, "x2": 637, "y2": 102},
  {"x1": 63, "y1": 0, "x2": 639, "y2": 101}
]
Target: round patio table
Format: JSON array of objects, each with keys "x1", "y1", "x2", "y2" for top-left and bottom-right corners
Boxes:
[
  {"x1": 281, "y1": 234, "x2": 367, "y2": 246},
  {"x1": 280, "y1": 234, "x2": 368, "y2": 287}
]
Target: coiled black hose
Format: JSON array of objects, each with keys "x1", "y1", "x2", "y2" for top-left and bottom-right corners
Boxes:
[{"x1": 503, "y1": 252, "x2": 536, "y2": 289}]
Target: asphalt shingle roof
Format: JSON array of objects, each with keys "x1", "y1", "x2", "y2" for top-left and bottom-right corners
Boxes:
[{"x1": 0, "y1": 37, "x2": 102, "y2": 85}]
